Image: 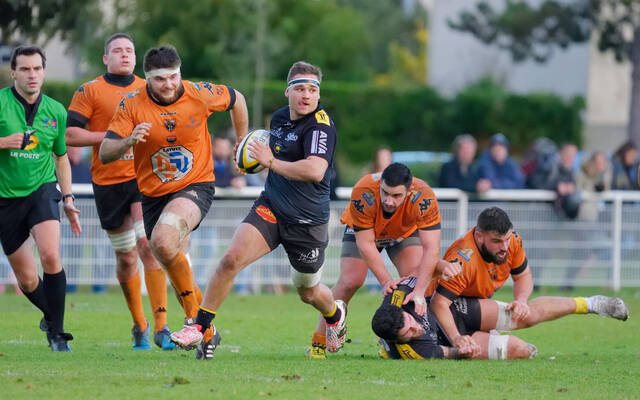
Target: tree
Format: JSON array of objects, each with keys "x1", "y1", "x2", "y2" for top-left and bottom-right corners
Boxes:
[
  {"x1": 0, "y1": 0, "x2": 102, "y2": 47},
  {"x1": 449, "y1": 0, "x2": 640, "y2": 146}
]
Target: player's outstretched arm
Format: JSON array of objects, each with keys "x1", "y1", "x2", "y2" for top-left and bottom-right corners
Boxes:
[
  {"x1": 354, "y1": 229, "x2": 395, "y2": 293},
  {"x1": 230, "y1": 89, "x2": 249, "y2": 141},
  {"x1": 66, "y1": 126, "x2": 107, "y2": 147}
]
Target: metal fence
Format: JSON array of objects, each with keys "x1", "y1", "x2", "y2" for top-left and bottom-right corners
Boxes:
[{"x1": 1, "y1": 185, "x2": 639, "y2": 290}]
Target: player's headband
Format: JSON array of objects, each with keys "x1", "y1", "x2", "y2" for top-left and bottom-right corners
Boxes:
[
  {"x1": 144, "y1": 67, "x2": 181, "y2": 79},
  {"x1": 287, "y1": 78, "x2": 320, "y2": 88}
]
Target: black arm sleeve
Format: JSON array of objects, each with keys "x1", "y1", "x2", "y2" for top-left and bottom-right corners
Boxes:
[
  {"x1": 511, "y1": 257, "x2": 528, "y2": 275},
  {"x1": 67, "y1": 110, "x2": 89, "y2": 128}
]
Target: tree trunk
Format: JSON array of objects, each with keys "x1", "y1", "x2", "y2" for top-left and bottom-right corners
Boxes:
[{"x1": 627, "y1": 27, "x2": 640, "y2": 147}]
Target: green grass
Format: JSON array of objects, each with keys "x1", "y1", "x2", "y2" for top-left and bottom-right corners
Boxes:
[{"x1": 1, "y1": 287, "x2": 639, "y2": 399}]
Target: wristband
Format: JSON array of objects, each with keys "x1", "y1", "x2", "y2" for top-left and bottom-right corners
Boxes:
[{"x1": 63, "y1": 194, "x2": 75, "y2": 201}]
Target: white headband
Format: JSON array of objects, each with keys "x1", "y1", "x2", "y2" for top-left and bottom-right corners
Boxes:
[
  {"x1": 145, "y1": 67, "x2": 181, "y2": 79},
  {"x1": 287, "y1": 78, "x2": 320, "y2": 88}
]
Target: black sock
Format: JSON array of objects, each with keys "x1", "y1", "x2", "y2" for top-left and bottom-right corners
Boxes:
[
  {"x1": 43, "y1": 269, "x2": 67, "y2": 335},
  {"x1": 23, "y1": 278, "x2": 51, "y2": 320},
  {"x1": 324, "y1": 306, "x2": 342, "y2": 325},
  {"x1": 195, "y1": 308, "x2": 216, "y2": 334}
]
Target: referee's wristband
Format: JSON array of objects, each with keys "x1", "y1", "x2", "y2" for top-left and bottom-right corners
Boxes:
[{"x1": 62, "y1": 193, "x2": 75, "y2": 201}]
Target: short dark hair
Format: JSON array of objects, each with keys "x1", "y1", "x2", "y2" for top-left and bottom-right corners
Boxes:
[
  {"x1": 104, "y1": 33, "x2": 134, "y2": 55},
  {"x1": 371, "y1": 304, "x2": 405, "y2": 341},
  {"x1": 476, "y1": 206, "x2": 513, "y2": 234},
  {"x1": 10, "y1": 46, "x2": 46, "y2": 70},
  {"x1": 143, "y1": 45, "x2": 181, "y2": 72},
  {"x1": 381, "y1": 162, "x2": 412, "y2": 189},
  {"x1": 287, "y1": 61, "x2": 322, "y2": 82}
]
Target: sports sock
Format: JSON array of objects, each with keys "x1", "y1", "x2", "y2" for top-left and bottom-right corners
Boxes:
[
  {"x1": 574, "y1": 297, "x2": 588, "y2": 314},
  {"x1": 23, "y1": 277, "x2": 51, "y2": 320},
  {"x1": 43, "y1": 269, "x2": 67, "y2": 334},
  {"x1": 144, "y1": 268, "x2": 168, "y2": 331},
  {"x1": 119, "y1": 269, "x2": 147, "y2": 330},
  {"x1": 323, "y1": 302, "x2": 342, "y2": 325},
  {"x1": 312, "y1": 331, "x2": 326, "y2": 347},
  {"x1": 195, "y1": 307, "x2": 216, "y2": 334},
  {"x1": 164, "y1": 251, "x2": 199, "y2": 318}
]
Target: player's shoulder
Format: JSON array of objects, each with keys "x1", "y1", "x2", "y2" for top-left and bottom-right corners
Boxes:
[
  {"x1": 41, "y1": 94, "x2": 66, "y2": 114},
  {"x1": 509, "y1": 230, "x2": 524, "y2": 249},
  {"x1": 75, "y1": 76, "x2": 103, "y2": 94},
  {"x1": 270, "y1": 106, "x2": 291, "y2": 128},
  {"x1": 351, "y1": 175, "x2": 379, "y2": 205},
  {"x1": 186, "y1": 80, "x2": 228, "y2": 97}
]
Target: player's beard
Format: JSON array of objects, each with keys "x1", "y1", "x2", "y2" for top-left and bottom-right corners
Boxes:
[
  {"x1": 149, "y1": 83, "x2": 183, "y2": 105},
  {"x1": 478, "y1": 243, "x2": 507, "y2": 265}
]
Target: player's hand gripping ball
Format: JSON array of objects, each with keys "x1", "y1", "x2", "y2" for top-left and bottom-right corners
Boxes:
[{"x1": 235, "y1": 129, "x2": 271, "y2": 174}]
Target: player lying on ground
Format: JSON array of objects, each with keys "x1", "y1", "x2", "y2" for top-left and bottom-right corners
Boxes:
[
  {"x1": 425, "y1": 206, "x2": 628, "y2": 356},
  {"x1": 373, "y1": 275, "x2": 628, "y2": 360}
]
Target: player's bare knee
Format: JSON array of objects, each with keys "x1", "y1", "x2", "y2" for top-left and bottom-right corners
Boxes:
[
  {"x1": 38, "y1": 250, "x2": 60, "y2": 272},
  {"x1": 296, "y1": 286, "x2": 316, "y2": 304},
  {"x1": 149, "y1": 236, "x2": 178, "y2": 264},
  {"x1": 218, "y1": 250, "x2": 245, "y2": 273}
]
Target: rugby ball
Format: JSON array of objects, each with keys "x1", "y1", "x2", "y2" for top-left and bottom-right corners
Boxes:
[{"x1": 235, "y1": 129, "x2": 271, "y2": 174}]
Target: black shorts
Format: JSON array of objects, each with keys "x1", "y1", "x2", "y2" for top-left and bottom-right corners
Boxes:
[
  {"x1": 141, "y1": 182, "x2": 215, "y2": 240},
  {"x1": 432, "y1": 296, "x2": 482, "y2": 345},
  {"x1": 93, "y1": 179, "x2": 141, "y2": 231},
  {"x1": 0, "y1": 182, "x2": 61, "y2": 255},
  {"x1": 243, "y1": 193, "x2": 328, "y2": 274},
  {"x1": 340, "y1": 226, "x2": 420, "y2": 260}
]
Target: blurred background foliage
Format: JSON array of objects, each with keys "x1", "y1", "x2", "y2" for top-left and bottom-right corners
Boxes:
[{"x1": 5, "y1": 0, "x2": 584, "y2": 184}]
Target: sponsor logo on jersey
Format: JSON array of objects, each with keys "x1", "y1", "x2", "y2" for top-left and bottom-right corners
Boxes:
[
  {"x1": 120, "y1": 148, "x2": 134, "y2": 161},
  {"x1": 314, "y1": 109, "x2": 330, "y2": 126},
  {"x1": 166, "y1": 135, "x2": 177, "y2": 143},
  {"x1": 42, "y1": 118, "x2": 57, "y2": 129},
  {"x1": 285, "y1": 132, "x2": 298, "y2": 141},
  {"x1": 390, "y1": 290, "x2": 405, "y2": 307},
  {"x1": 160, "y1": 111, "x2": 177, "y2": 116},
  {"x1": 126, "y1": 89, "x2": 140, "y2": 98},
  {"x1": 457, "y1": 248, "x2": 473, "y2": 262},
  {"x1": 164, "y1": 119, "x2": 176, "y2": 132},
  {"x1": 185, "y1": 117, "x2": 199, "y2": 128},
  {"x1": 151, "y1": 146, "x2": 194, "y2": 182},
  {"x1": 310, "y1": 130, "x2": 327, "y2": 154},
  {"x1": 274, "y1": 144, "x2": 282, "y2": 154},
  {"x1": 351, "y1": 199, "x2": 364, "y2": 214},
  {"x1": 395, "y1": 344, "x2": 424, "y2": 360},
  {"x1": 408, "y1": 190, "x2": 422, "y2": 204},
  {"x1": 418, "y1": 198, "x2": 432, "y2": 215},
  {"x1": 256, "y1": 205, "x2": 277, "y2": 223},
  {"x1": 118, "y1": 97, "x2": 126, "y2": 111},
  {"x1": 23, "y1": 135, "x2": 39, "y2": 151},
  {"x1": 362, "y1": 190, "x2": 375, "y2": 206},
  {"x1": 297, "y1": 248, "x2": 319, "y2": 264},
  {"x1": 271, "y1": 127, "x2": 283, "y2": 138}
]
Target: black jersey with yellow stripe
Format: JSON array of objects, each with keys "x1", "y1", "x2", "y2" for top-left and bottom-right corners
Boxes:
[{"x1": 378, "y1": 277, "x2": 445, "y2": 360}]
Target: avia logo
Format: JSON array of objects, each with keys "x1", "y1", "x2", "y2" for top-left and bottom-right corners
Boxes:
[{"x1": 310, "y1": 130, "x2": 327, "y2": 154}]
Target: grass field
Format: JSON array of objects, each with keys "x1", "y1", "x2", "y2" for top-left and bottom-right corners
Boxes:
[{"x1": 1, "y1": 286, "x2": 639, "y2": 400}]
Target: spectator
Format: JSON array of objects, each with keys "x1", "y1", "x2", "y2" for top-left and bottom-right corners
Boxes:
[
  {"x1": 611, "y1": 141, "x2": 639, "y2": 190},
  {"x1": 521, "y1": 137, "x2": 558, "y2": 189},
  {"x1": 438, "y1": 134, "x2": 478, "y2": 192},
  {"x1": 475, "y1": 133, "x2": 524, "y2": 193},
  {"x1": 546, "y1": 143, "x2": 581, "y2": 219},
  {"x1": 369, "y1": 146, "x2": 393, "y2": 173},
  {"x1": 213, "y1": 136, "x2": 246, "y2": 189}
]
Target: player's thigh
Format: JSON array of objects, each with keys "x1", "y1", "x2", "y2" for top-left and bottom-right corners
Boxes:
[
  {"x1": 30, "y1": 219, "x2": 62, "y2": 272},
  {"x1": 479, "y1": 298, "x2": 500, "y2": 331},
  {"x1": 223, "y1": 222, "x2": 272, "y2": 268},
  {"x1": 337, "y1": 257, "x2": 368, "y2": 288},
  {"x1": 6, "y1": 240, "x2": 38, "y2": 285},
  {"x1": 389, "y1": 244, "x2": 422, "y2": 277}
]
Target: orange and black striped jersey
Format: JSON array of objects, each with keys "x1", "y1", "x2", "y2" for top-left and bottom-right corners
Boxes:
[
  {"x1": 340, "y1": 174, "x2": 441, "y2": 248},
  {"x1": 427, "y1": 228, "x2": 528, "y2": 299},
  {"x1": 106, "y1": 81, "x2": 234, "y2": 197},
  {"x1": 67, "y1": 74, "x2": 146, "y2": 185}
]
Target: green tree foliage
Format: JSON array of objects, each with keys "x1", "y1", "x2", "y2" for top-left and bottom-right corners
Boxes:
[
  {"x1": 0, "y1": 0, "x2": 102, "y2": 47},
  {"x1": 449, "y1": 0, "x2": 640, "y2": 146}
]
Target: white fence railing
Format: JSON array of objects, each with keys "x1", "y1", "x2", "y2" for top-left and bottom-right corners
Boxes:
[{"x1": 1, "y1": 185, "x2": 639, "y2": 290}]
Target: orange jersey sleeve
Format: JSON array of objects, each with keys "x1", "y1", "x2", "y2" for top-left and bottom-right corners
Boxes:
[
  {"x1": 428, "y1": 229, "x2": 527, "y2": 299},
  {"x1": 67, "y1": 75, "x2": 146, "y2": 185},
  {"x1": 107, "y1": 81, "x2": 233, "y2": 197},
  {"x1": 340, "y1": 175, "x2": 441, "y2": 248}
]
